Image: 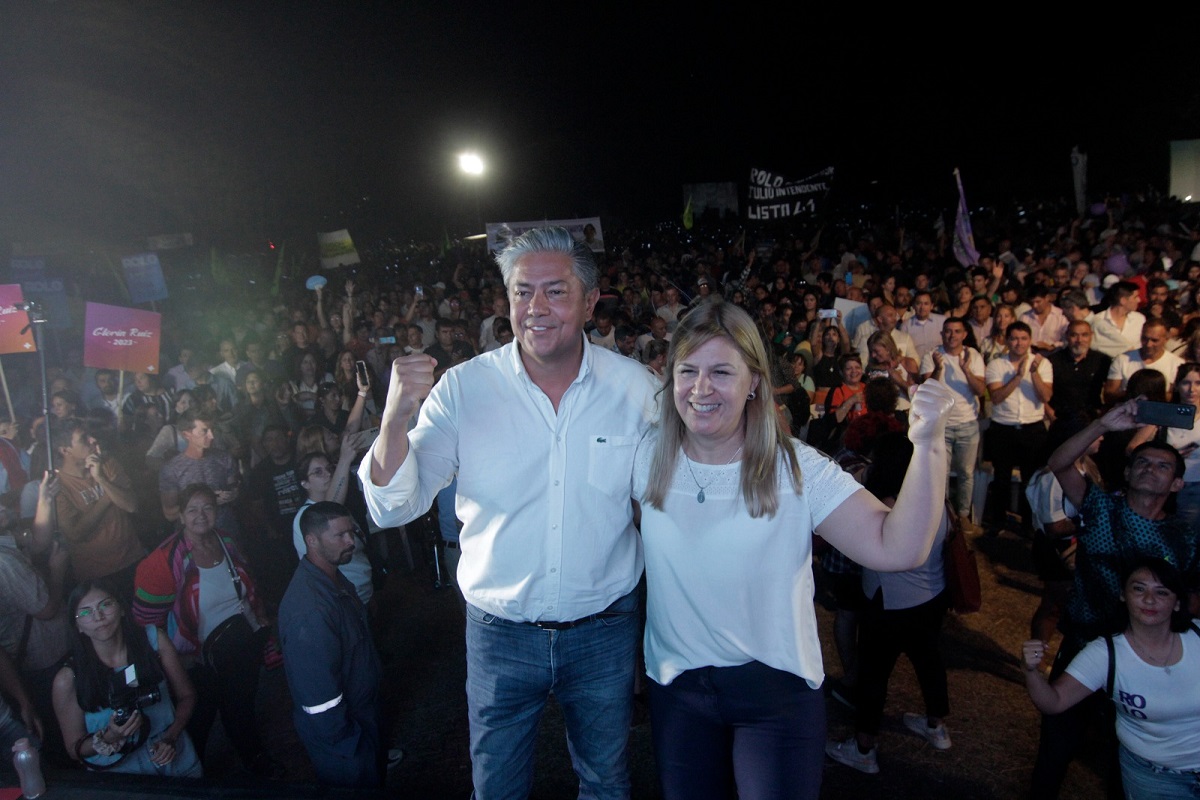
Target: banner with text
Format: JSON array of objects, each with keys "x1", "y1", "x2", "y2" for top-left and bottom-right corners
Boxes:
[
  {"x1": 122, "y1": 253, "x2": 169, "y2": 304},
  {"x1": 318, "y1": 229, "x2": 361, "y2": 269},
  {"x1": 0, "y1": 285, "x2": 36, "y2": 354},
  {"x1": 486, "y1": 217, "x2": 605, "y2": 254},
  {"x1": 83, "y1": 302, "x2": 161, "y2": 374},
  {"x1": 9, "y1": 258, "x2": 71, "y2": 329},
  {"x1": 745, "y1": 166, "x2": 834, "y2": 221}
]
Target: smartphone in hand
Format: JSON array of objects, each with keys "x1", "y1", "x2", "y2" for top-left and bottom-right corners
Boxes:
[{"x1": 1135, "y1": 401, "x2": 1196, "y2": 430}]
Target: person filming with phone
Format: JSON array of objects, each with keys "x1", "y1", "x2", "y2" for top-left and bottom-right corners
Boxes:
[
  {"x1": 1027, "y1": 395, "x2": 1200, "y2": 799},
  {"x1": 1126, "y1": 362, "x2": 1200, "y2": 530},
  {"x1": 51, "y1": 418, "x2": 145, "y2": 601}
]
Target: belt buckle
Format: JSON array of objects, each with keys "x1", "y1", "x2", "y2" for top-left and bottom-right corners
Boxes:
[{"x1": 532, "y1": 619, "x2": 573, "y2": 630}]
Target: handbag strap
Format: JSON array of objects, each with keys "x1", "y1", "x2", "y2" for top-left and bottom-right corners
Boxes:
[
  {"x1": 213, "y1": 535, "x2": 244, "y2": 603},
  {"x1": 1105, "y1": 635, "x2": 1116, "y2": 700}
]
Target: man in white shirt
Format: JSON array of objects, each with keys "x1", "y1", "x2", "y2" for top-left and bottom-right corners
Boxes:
[
  {"x1": 967, "y1": 296, "x2": 994, "y2": 348},
  {"x1": 855, "y1": 303, "x2": 917, "y2": 365},
  {"x1": 478, "y1": 296, "x2": 509, "y2": 352},
  {"x1": 358, "y1": 227, "x2": 657, "y2": 800},
  {"x1": 209, "y1": 339, "x2": 243, "y2": 388},
  {"x1": 1088, "y1": 281, "x2": 1145, "y2": 358},
  {"x1": 89, "y1": 369, "x2": 128, "y2": 418},
  {"x1": 984, "y1": 321, "x2": 1053, "y2": 530},
  {"x1": 1104, "y1": 319, "x2": 1183, "y2": 402},
  {"x1": 164, "y1": 346, "x2": 196, "y2": 392},
  {"x1": 587, "y1": 309, "x2": 617, "y2": 350},
  {"x1": 635, "y1": 316, "x2": 671, "y2": 362},
  {"x1": 920, "y1": 317, "x2": 986, "y2": 532},
  {"x1": 1020, "y1": 287, "x2": 1068, "y2": 353},
  {"x1": 656, "y1": 286, "x2": 686, "y2": 332},
  {"x1": 901, "y1": 291, "x2": 946, "y2": 360}
]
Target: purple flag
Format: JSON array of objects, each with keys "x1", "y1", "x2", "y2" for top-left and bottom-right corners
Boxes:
[{"x1": 952, "y1": 169, "x2": 980, "y2": 268}]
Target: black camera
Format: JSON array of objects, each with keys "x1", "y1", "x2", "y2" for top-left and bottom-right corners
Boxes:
[{"x1": 109, "y1": 685, "x2": 161, "y2": 726}]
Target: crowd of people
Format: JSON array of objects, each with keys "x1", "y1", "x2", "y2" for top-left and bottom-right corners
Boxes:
[{"x1": 0, "y1": 192, "x2": 1198, "y2": 798}]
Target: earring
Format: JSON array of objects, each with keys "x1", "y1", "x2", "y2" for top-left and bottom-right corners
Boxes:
[{"x1": 748, "y1": 391, "x2": 756, "y2": 400}]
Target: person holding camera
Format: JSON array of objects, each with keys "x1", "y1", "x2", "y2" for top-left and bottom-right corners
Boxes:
[{"x1": 52, "y1": 579, "x2": 201, "y2": 776}]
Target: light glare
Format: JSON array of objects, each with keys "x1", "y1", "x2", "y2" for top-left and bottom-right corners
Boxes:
[{"x1": 459, "y1": 152, "x2": 484, "y2": 175}]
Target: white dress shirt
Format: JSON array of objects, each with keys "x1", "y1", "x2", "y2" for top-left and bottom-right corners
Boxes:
[
  {"x1": 850, "y1": 319, "x2": 879, "y2": 357},
  {"x1": 986, "y1": 355, "x2": 1053, "y2": 425},
  {"x1": 358, "y1": 337, "x2": 658, "y2": 623},
  {"x1": 479, "y1": 314, "x2": 501, "y2": 351},
  {"x1": 1020, "y1": 307, "x2": 1069, "y2": 350},
  {"x1": 209, "y1": 361, "x2": 240, "y2": 386},
  {"x1": 1088, "y1": 309, "x2": 1145, "y2": 358}
]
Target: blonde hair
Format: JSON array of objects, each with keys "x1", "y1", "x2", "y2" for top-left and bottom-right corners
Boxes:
[
  {"x1": 643, "y1": 301, "x2": 801, "y2": 518},
  {"x1": 296, "y1": 425, "x2": 333, "y2": 459},
  {"x1": 866, "y1": 330, "x2": 900, "y2": 363}
]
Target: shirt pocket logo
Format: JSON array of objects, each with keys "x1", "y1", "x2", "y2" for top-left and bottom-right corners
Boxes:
[{"x1": 587, "y1": 435, "x2": 638, "y2": 497}]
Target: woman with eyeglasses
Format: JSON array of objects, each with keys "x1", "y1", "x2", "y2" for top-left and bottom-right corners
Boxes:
[
  {"x1": 52, "y1": 579, "x2": 201, "y2": 776},
  {"x1": 131, "y1": 484, "x2": 278, "y2": 776},
  {"x1": 292, "y1": 444, "x2": 375, "y2": 606}
]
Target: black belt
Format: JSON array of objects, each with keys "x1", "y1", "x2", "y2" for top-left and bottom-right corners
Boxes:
[
  {"x1": 530, "y1": 611, "x2": 621, "y2": 630},
  {"x1": 443, "y1": 541, "x2": 459, "y2": 550},
  {"x1": 995, "y1": 420, "x2": 1045, "y2": 431}
]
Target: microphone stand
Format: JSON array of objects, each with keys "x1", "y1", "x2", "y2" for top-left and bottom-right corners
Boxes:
[{"x1": 19, "y1": 302, "x2": 52, "y2": 466}]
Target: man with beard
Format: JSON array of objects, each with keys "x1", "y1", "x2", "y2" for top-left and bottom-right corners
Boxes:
[
  {"x1": 1047, "y1": 320, "x2": 1110, "y2": 422},
  {"x1": 280, "y1": 501, "x2": 383, "y2": 788}
]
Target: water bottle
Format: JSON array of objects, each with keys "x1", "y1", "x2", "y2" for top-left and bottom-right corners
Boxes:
[{"x1": 11, "y1": 737, "x2": 45, "y2": 799}]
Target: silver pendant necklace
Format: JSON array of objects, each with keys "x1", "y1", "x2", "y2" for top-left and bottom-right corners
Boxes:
[
  {"x1": 1129, "y1": 630, "x2": 1177, "y2": 674},
  {"x1": 683, "y1": 446, "x2": 743, "y2": 503}
]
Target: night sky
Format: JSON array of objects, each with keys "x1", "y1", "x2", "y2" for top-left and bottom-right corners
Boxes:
[{"x1": 2, "y1": 2, "x2": 1196, "y2": 250}]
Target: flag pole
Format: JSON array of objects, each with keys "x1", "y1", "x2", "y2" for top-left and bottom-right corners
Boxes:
[{"x1": 0, "y1": 360, "x2": 12, "y2": 425}]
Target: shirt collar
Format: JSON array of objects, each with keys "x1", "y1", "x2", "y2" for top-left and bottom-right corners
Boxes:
[
  {"x1": 298, "y1": 553, "x2": 355, "y2": 597},
  {"x1": 507, "y1": 333, "x2": 592, "y2": 389}
]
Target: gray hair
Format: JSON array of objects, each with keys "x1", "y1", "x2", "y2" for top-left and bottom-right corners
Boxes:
[
  {"x1": 494, "y1": 227, "x2": 599, "y2": 293},
  {"x1": 1059, "y1": 289, "x2": 1090, "y2": 311}
]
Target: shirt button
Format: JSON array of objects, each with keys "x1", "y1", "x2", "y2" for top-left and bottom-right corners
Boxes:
[
  {"x1": 550, "y1": 568, "x2": 557, "y2": 573},
  {"x1": 552, "y1": 524, "x2": 558, "y2": 530},
  {"x1": 554, "y1": 480, "x2": 560, "y2": 486}
]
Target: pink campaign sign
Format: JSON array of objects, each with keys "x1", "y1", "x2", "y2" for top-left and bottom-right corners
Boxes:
[
  {"x1": 0, "y1": 285, "x2": 36, "y2": 354},
  {"x1": 83, "y1": 302, "x2": 161, "y2": 373}
]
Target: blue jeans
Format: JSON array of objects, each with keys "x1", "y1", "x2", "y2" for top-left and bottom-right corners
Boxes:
[
  {"x1": 944, "y1": 420, "x2": 980, "y2": 518},
  {"x1": 1119, "y1": 745, "x2": 1200, "y2": 799},
  {"x1": 465, "y1": 590, "x2": 640, "y2": 800},
  {"x1": 647, "y1": 661, "x2": 825, "y2": 800}
]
